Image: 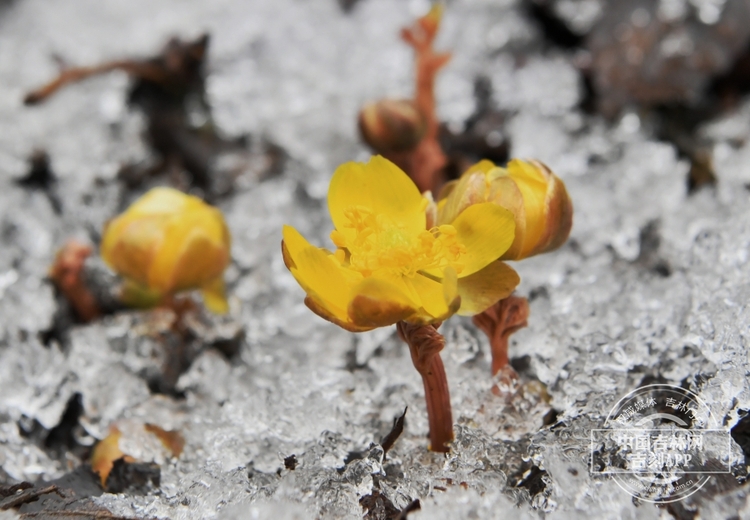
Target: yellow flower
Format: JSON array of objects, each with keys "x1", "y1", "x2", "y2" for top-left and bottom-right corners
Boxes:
[
  {"x1": 101, "y1": 187, "x2": 231, "y2": 313},
  {"x1": 438, "y1": 159, "x2": 573, "y2": 261},
  {"x1": 282, "y1": 156, "x2": 520, "y2": 332}
]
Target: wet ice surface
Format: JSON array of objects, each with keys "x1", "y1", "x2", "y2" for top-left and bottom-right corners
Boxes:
[{"x1": 1, "y1": 0, "x2": 750, "y2": 518}]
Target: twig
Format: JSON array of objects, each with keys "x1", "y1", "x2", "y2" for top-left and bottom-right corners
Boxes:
[
  {"x1": 0, "y1": 485, "x2": 63, "y2": 510},
  {"x1": 380, "y1": 407, "x2": 408, "y2": 456},
  {"x1": 24, "y1": 61, "x2": 166, "y2": 105},
  {"x1": 20, "y1": 512, "x2": 151, "y2": 519}
]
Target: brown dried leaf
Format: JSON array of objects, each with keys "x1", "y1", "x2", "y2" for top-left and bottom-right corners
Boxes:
[{"x1": 144, "y1": 423, "x2": 185, "y2": 458}]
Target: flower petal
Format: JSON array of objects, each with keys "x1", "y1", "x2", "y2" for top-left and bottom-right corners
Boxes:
[
  {"x1": 437, "y1": 160, "x2": 498, "y2": 224},
  {"x1": 487, "y1": 175, "x2": 526, "y2": 260},
  {"x1": 148, "y1": 209, "x2": 229, "y2": 293},
  {"x1": 348, "y1": 274, "x2": 420, "y2": 328},
  {"x1": 125, "y1": 187, "x2": 195, "y2": 215},
  {"x1": 518, "y1": 160, "x2": 573, "y2": 259},
  {"x1": 409, "y1": 272, "x2": 452, "y2": 320},
  {"x1": 101, "y1": 215, "x2": 167, "y2": 286},
  {"x1": 305, "y1": 296, "x2": 372, "y2": 332},
  {"x1": 507, "y1": 159, "x2": 549, "y2": 258},
  {"x1": 450, "y1": 202, "x2": 516, "y2": 277},
  {"x1": 456, "y1": 261, "x2": 520, "y2": 316},
  {"x1": 328, "y1": 156, "x2": 426, "y2": 242},
  {"x1": 202, "y1": 276, "x2": 229, "y2": 314},
  {"x1": 408, "y1": 267, "x2": 459, "y2": 323},
  {"x1": 282, "y1": 225, "x2": 356, "y2": 324}
]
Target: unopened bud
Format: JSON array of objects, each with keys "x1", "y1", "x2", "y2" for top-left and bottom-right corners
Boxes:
[
  {"x1": 438, "y1": 159, "x2": 573, "y2": 260},
  {"x1": 358, "y1": 99, "x2": 426, "y2": 154},
  {"x1": 100, "y1": 187, "x2": 231, "y2": 313}
]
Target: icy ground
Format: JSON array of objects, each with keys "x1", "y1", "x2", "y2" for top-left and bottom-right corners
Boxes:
[{"x1": 1, "y1": 0, "x2": 750, "y2": 518}]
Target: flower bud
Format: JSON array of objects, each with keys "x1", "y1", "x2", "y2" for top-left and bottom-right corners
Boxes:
[
  {"x1": 438, "y1": 159, "x2": 573, "y2": 260},
  {"x1": 101, "y1": 187, "x2": 231, "y2": 313},
  {"x1": 358, "y1": 99, "x2": 426, "y2": 154}
]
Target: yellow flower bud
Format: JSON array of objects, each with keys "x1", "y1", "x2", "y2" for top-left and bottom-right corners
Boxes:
[
  {"x1": 101, "y1": 187, "x2": 231, "y2": 313},
  {"x1": 358, "y1": 99, "x2": 427, "y2": 154},
  {"x1": 438, "y1": 159, "x2": 573, "y2": 261}
]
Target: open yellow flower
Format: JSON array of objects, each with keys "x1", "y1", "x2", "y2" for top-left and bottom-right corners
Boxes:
[
  {"x1": 101, "y1": 187, "x2": 231, "y2": 313},
  {"x1": 438, "y1": 159, "x2": 573, "y2": 261},
  {"x1": 282, "y1": 156, "x2": 520, "y2": 332}
]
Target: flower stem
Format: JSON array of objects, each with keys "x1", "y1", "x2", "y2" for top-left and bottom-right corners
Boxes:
[
  {"x1": 397, "y1": 321, "x2": 453, "y2": 452},
  {"x1": 472, "y1": 295, "x2": 529, "y2": 392},
  {"x1": 397, "y1": 8, "x2": 451, "y2": 194},
  {"x1": 49, "y1": 240, "x2": 101, "y2": 322}
]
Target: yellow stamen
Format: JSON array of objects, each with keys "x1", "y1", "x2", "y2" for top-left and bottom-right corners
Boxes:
[{"x1": 334, "y1": 206, "x2": 465, "y2": 277}]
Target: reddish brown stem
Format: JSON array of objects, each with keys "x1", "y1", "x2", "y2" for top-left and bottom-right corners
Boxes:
[
  {"x1": 472, "y1": 295, "x2": 529, "y2": 390},
  {"x1": 401, "y1": 10, "x2": 450, "y2": 142},
  {"x1": 398, "y1": 9, "x2": 451, "y2": 194},
  {"x1": 397, "y1": 321, "x2": 453, "y2": 452},
  {"x1": 49, "y1": 240, "x2": 101, "y2": 322}
]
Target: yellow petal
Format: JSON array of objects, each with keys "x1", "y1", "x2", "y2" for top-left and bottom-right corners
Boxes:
[
  {"x1": 282, "y1": 225, "x2": 357, "y2": 324},
  {"x1": 328, "y1": 156, "x2": 425, "y2": 242},
  {"x1": 437, "y1": 160, "x2": 513, "y2": 226},
  {"x1": 409, "y1": 273, "x2": 448, "y2": 320},
  {"x1": 438, "y1": 171, "x2": 487, "y2": 226},
  {"x1": 202, "y1": 276, "x2": 228, "y2": 314},
  {"x1": 456, "y1": 261, "x2": 520, "y2": 316},
  {"x1": 518, "y1": 160, "x2": 573, "y2": 258},
  {"x1": 408, "y1": 268, "x2": 460, "y2": 322},
  {"x1": 539, "y1": 170, "x2": 573, "y2": 254},
  {"x1": 464, "y1": 160, "x2": 497, "y2": 176},
  {"x1": 436, "y1": 179, "x2": 458, "y2": 205},
  {"x1": 125, "y1": 187, "x2": 194, "y2": 216},
  {"x1": 507, "y1": 160, "x2": 549, "y2": 258},
  {"x1": 450, "y1": 203, "x2": 516, "y2": 277},
  {"x1": 101, "y1": 215, "x2": 167, "y2": 285},
  {"x1": 486, "y1": 176, "x2": 526, "y2": 260},
  {"x1": 442, "y1": 266, "x2": 458, "y2": 310},
  {"x1": 348, "y1": 274, "x2": 419, "y2": 328},
  {"x1": 147, "y1": 207, "x2": 230, "y2": 293},
  {"x1": 304, "y1": 296, "x2": 371, "y2": 332}
]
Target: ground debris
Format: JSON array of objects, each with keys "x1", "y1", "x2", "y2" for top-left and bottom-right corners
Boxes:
[
  {"x1": 587, "y1": 0, "x2": 750, "y2": 115},
  {"x1": 513, "y1": 464, "x2": 548, "y2": 497},
  {"x1": 359, "y1": 489, "x2": 400, "y2": 520},
  {"x1": 1, "y1": 467, "x2": 149, "y2": 519},
  {"x1": 23, "y1": 34, "x2": 276, "y2": 200},
  {"x1": 395, "y1": 499, "x2": 421, "y2": 520},
  {"x1": 90, "y1": 421, "x2": 181, "y2": 491},
  {"x1": 380, "y1": 408, "x2": 407, "y2": 457},
  {"x1": 0, "y1": 482, "x2": 34, "y2": 498},
  {"x1": 731, "y1": 411, "x2": 750, "y2": 466},
  {"x1": 104, "y1": 459, "x2": 160, "y2": 495},
  {"x1": 14, "y1": 151, "x2": 62, "y2": 215},
  {"x1": 440, "y1": 76, "x2": 510, "y2": 181},
  {"x1": 0, "y1": 485, "x2": 62, "y2": 511},
  {"x1": 283, "y1": 455, "x2": 297, "y2": 471}
]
